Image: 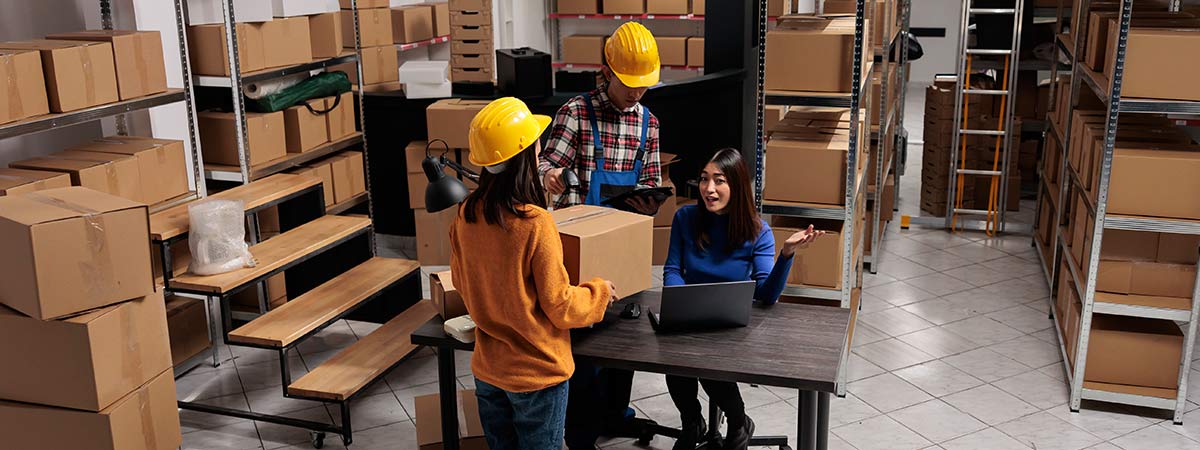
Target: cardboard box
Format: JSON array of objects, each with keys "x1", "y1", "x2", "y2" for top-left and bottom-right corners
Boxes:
[
  {"x1": 0, "y1": 168, "x2": 71, "y2": 196},
  {"x1": 656, "y1": 36, "x2": 687, "y2": 66},
  {"x1": 603, "y1": 0, "x2": 645, "y2": 14},
  {"x1": 187, "y1": 23, "x2": 265, "y2": 76},
  {"x1": 687, "y1": 36, "x2": 704, "y2": 67},
  {"x1": 261, "y1": 16, "x2": 314, "y2": 68},
  {"x1": 1108, "y1": 146, "x2": 1200, "y2": 220},
  {"x1": 451, "y1": 38, "x2": 493, "y2": 55},
  {"x1": 552, "y1": 205, "x2": 653, "y2": 299},
  {"x1": 449, "y1": 0, "x2": 492, "y2": 11},
  {"x1": 647, "y1": 0, "x2": 688, "y2": 14},
  {"x1": 693, "y1": 0, "x2": 705, "y2": 14},
  {"x1": 44, "y1": 31, "x2": 167, "y2": 101},
  {"x1": 1085, "y1": 314, "x2": 1183, "y2": 389},
  {"x1": 450, "y1": 10, "x2": 493, "y2": 26},
  {"x1": 0, "y1": 49, "x2": 49, "y2": 124},
  {"x1": 327, "y1": 154, "x2": 353, "y2": 204},
  {"x1": 0, "y1": 40, "x2": 118, "y2": 113},
  {"x1": 652, "y1": 226, "x2": 671, "y2": 265},
  {"x1": 0, "y1": 293, "x2": 170, "y2": 411},
  {"x1": 415, "y1": 390, "x2": 487, "y2": 450},
  {"x1": 1118, "y1": 25, "x2": 1200, "y2": 101},
  {"x1": 345, "y1": 151, "x2": 367, "y2": 197},
  {"x1": 1096, "y1": 260, "x2": 1196, "y2": 299},
  {"x1": 771, "y1": 216, "x2": 844, "y2": 288},
  {"x1": 347, "y1": 8, "x2": 395, "y2": 47},
  {"x1": 764, "y1": 133, "x2": 848, "y2": 205},
  {"x1": 416, "y1": 207, "x2": 457, "y2": 265},
  {"x1": 284, "y1": 99, "x2": 331, "y2": 153},
  {"x1": 199, "y1": 111, "x2": 287, "y2": 167},
  {"x1": 559, "y1": 0, "x2": 600, "y2": 14},
  {"x1": 451, "y1": 24, "x2": 493, "y2": 40},
  {"x1": 14, "y1": 150, "x2": 144, "y2": 203},
  {"x1": 427, "y1": 2, "x2": 452, "y2": 36},
  {"x1": 1158, "y1": 233, "x2": 1200, "y2": 264},
  {"x1": 271, "y1": 0, "x2": 339, "y2": 17},
  {"x1": 358, "y1": 45, "x2": 401, "y2": 84},
  {"x1": 310, "y1": 12, "x2": 345, "y2": 58},
  {"x1": 394, "y1": 5, "x2": 436, "y2": 43},
  {"x1": 188, "y1": 0, "x2": 272, "y2": 25},
  {"x1": 344, "y1": 0, "x2": 390, "y2": 7},
  {"x1": 427, "y1": 98, "x2": 490, "y2": 149},
  {"x1": 77, "y1": 137, "x2": 189, "y2": 204},
  {"x1": 0, "y1": 187, "x2": 152, "y2": 320},
  {"x1": 653, "y1": 186, "x2": 679, "y2": 227},
  {"x1": 290, "y1": 163, "x2": 336, "y2": 207},
  {"x1": 765, "y1": 19, "x2": 855, "y2": 92},
  {"x1": 562, "y1": 35, "x2": 605, "y2": 65},
  {"x1": 451, "y1": 53, "x2": 494, "y2": 69},
  {"x1": 325, "y1": 92, "x2": 357, "y2": 140},
  {"x1": 430, "y1": 271, "x2": 468, "y2": 319}
]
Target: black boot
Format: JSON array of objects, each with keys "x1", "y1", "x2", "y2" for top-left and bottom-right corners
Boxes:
[
  {"x1": 672, "y1": 418, "x2": 708, "y2": 450},
  {"x1": 722, "y1": 416, "x2": 754, "y2": 450}
]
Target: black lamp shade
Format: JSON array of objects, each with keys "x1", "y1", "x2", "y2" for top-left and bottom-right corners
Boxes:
[{"x1": 423, "y1": 157, "x2": 470, "y2": 213}]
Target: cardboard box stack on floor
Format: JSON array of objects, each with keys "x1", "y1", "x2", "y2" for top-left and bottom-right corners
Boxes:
[
  {"x1": 414, "y1": 98, "x2": 489, "y2": 265},
  {"x1": 921, "y1": 82, "x2": 988, "y2": 216},
  {"x1": 449, "y1": 0, "x2": 495, "y2": 83},
  {"x1": 0, "y1": 187, "x2": 181, "y2": 450}
]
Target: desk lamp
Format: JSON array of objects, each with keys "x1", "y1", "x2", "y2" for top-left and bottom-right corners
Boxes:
[{"x1": 422, "y1": 139, "x2": 580, "y2": 212}]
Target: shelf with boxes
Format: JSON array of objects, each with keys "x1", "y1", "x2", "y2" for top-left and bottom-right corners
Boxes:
[
  {"x1": 204, "y1": 131, "x2": 365, "y2": 183},
  {"x1": 550, "y1": 0, "x2": 707, "y2": 82},
  {"x1": 195, "y1": 53, "x2": 359, "y2": 88},
  {"x1": 549, "y1": 12, "x2": 704, "y2": 20}
]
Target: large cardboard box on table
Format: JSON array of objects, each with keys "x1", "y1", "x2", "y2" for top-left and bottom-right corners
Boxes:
[
  {"x1": 0, "y1": 370, "x2": 181, "y2": 450},
  {"x1": 657, "y1": 36, "x2": 687, "y2": 66},
  {"x1": 764, "y1": 132, "x2": 849, "y2": 205},
  {"x1": 415, "y1": 390, "x2": 487, "y2": 450},
  {"x1": 551, "y1": 205, "x2": 653, "y2": 299},
  {"x1": 427, "y1": 98, "x2": 490, "y2": 149},
  {"x1": 771, "y1": 216, "x2": 845, "y2": 288},
  {"x1": 1111, "y1": 24, "x2": 1200, "y2": 101},
  {"x1": 309, "y1": 12, "x2": 345, "y2": 58},
  {"x1": 1084, "y1": 314, "x2": 1183, "y2": 390},
  {"x1": 187, "y1": 23, "x2": 266, "y2": 76},
  {"x1": 415, "y1": 207, "x2": 457, "y2": 265},
  {"x1": 166, "y1": 294, "x2": 210, "y2": 365},
  {"x1": 0, "y1": 40, "x2": 118, "y2": 113},
  {"x1": 325, "y1": 92, "x2": 357, "y2": 140},
  {"x1": 12, "y1": 150, "x2": 144, "y2": 203},
  {"x1": 603, "y1": 0, "x2": 645, "y2": 14},
  {"x1": 765, "y1": 18, "x2": 857, "y2": 92},
  {"x1": 199, "y1": 111, "x2": 287, "y2": 167},
  {"x1": 0, "y1": 168, "x2": 71, "y2": 196},
  {"x1": 394, "y1": 5, "x2": 436, "y2": 44},
  {"x1": 559, "y1": 0, "x2": 600, "y2": 14},
  {"x1": 562, "y1": 35, "x2": 605, "y2": 65},
  {"x1": 289, "y1": 163, "x2": 336, "y2": 207},
  {"x1": 44, "y1": 30, "x2": 167, "y2": 101},
  {"x1": 0, "y1": 293, "x2": 170, "y2": 411},
  {"x1": 346, "y1": 8, "x2": 395, "y2": 48},
  {"x1": 83, "y1": 136, "x2": 189, "y2": 204},
  {"x1": 284, "y1": 99, "x2": 331, "y2": 153},
  {"x1": 0, "y1": 49, "x2": 49, "y2": 124},
  {"x1": 261, "y1": 16, "x2": 314, "y2": 68},
  {"x1": 0, "y1": 187, "x2": 152, "y2": 320},
  {"x1": 430, "y1": 271, "x2": 468, "y2": 319}
]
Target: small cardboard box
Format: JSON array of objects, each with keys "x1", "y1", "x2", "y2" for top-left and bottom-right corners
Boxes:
[
  {"x1": 449, "y1": 0, "x2": 492, "y2": 11},
  {"x1": 1084, "y1": 314, "x2": 1183, "y2": 389},
  {"x1": 415, "y1": 390, "x2": 487, "y2": 450},
  {"x1": 1108, "y1": 146, "x2": 1200, "y2": 220},
  {"x1": 764, "y1": 133, "x2": 848, "y2": 205},
  {"x1": 652, "y1": 226, "x2": 671, "y2": 265},
  {"x1": 346, "y1": 8, "x2": 395, "y2": 47},
  {"x1": 686, "y1": 36, "x2": 704, "y2": 67},
  {"x1": 271, "y1": 0, "x2": 339, "y2": 17},
  {"x1": 428, "y1": 1, "x2": 452, "y2": 36},
  {"x1": 189, "y1": 0, "x2": 273, "y2": 25},
  {"x1": 451, "y1": 24, "x2": 493, "y2": 40},
  {"x1": 17, "y1": 150, "x2": 145, "y2": 203},
  {"x1": 289, "y1": 163, "x2": 336, "y2": 207},
  {"x1": 0, "y1": 293, "x2": 170, "y2": 412},
  {"x1": 0, "y1": 369, "x2": 181, "y2": 450},
  {"x1": 0, "y1": 187, "x2": 153, "y2": 320},
  {"x1": 430, "y1": 271, "x2": 468, "y2": 319},
  {"x1": 450, "y1": 10, "x2": 493, "y2": 26},
  {"x1": 765, "y1": 18, "x2": 856, "y2": 92},
  {"x1": 416, "y1": 207, "x2": 457, "y2": 266},
  {"x1": 261, "y1": 16, "x2": 314, "y2": 69},
  {"x1": 359, "y1": 45, "x2": 401, "y2": 84},
  {"x1": 647, "y1": 0, "x2": 688, "y2": 14},
  {"x1": 394, "y1": 5, "x2": 436, "y2": 44},
  {"x1": 199, "y1": 111, "x2": 287, "y2": 167},
  {"x1": 187, "y1": 23, "x2": 265, "y2": 76},
  {"x1": 559, "y1": 0, "x2": 600, "y2": 14},
  {"x1": 692, "y1": 0, "x2": 705, "y2": 14},
  {"x1": 284, "y1": 99, "x2": 331, "y2": 153},
  {"x1": 551, "y1": 205, "x2": 653, "y2": 299},
  {"x1": 0, "y1": 168, "x2": 71, "y2": 196},
  {"x1": 345, "y1": 151, "x2": 368, "y2": 197},
  {"x1": 603, "y1": 0, "x2": 645, "y2": 14},
  {"x1": 1117, "y1": 25, "x2": 1200, "y2": 101},
  {"x1": 44, "y1": 30, "x2": 167, "y2": 101},
  {"x1": 771, "y1": 216, "x2": 844, "y2": 288},
  {"x1": 562, "y1": 35, "x2": 605, "y2": 65},
  {"x1": 327, "y1": 154, "x2": 353, "y2": 204},
  {"x1": 166, "y1": 294, "x2": 210, "y2": 366},
  {"x1": 309, "y1": 12, "x2": 345, "y2": 58},
  {"x1": 657, "y1": 36, "x2": 687, "y2": 66},
  {"x1": 325, "y1": 92, "x2": 357, "y2": 140},
  {"x1": 0, "y1": 49, "x2": 49, "y2": 124},
  {"x1": 0, "y1": 40, "x2": 118, "y2": 113},
  {"x1": 80, "y1": 137, "x2": 189, "y2": 204},
  {"x1": 427, "y1": 98, "x2": 491, "y2": 149}
]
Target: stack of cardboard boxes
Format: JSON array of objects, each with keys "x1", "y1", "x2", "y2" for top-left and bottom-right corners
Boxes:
[
  {"x1": 449, "y1": 0, "x2": 495, "y2": 83},
  {"x1": 0, "y1": 187, "x2": 181, "y2": 450},
  {"x1": 8, "y1": 136, "x2": 189, "y2": 206},
  {"x1": 412, "y1": 99, "x2": 489, "y2": 265},
  {"x1": 339, "y1": 0, "x2": 399, "y2": 91}
]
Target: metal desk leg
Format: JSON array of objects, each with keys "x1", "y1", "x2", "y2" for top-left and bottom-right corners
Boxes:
[
  {"x1": 436, "y1": 347, "x2": 460, "y2": 450},
  {"x1": 205, "y1": 295, "x2": 220, "y2": 367},
  {"x1": 817, "y1": 393, "x2": 830, "y2": 450},
  {"x1": 798, "y1": 391, "x2": 817, "y2": 450}
]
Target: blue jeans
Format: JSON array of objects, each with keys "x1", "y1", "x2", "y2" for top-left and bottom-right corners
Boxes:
[{"x1": 475, "y1": 378, "x2": 569, "y2": 450}]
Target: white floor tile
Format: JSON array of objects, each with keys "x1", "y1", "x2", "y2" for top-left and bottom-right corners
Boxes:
[
  {"x1": 943, "y1": 384, "x2": 1040, "y2": 426},
  {"x1": 893, "y1": 360, "x2": 986, "y2": 398},
  {"x1": 327, "y1": 391, "x2": 409, "y2": 431},
  {"x1": 848, "y1": 352, "x2": 889, "y2": 382},
  {"x1": 834, "y1": 414, "x2": 933, "y2": 450},
  {"x1": 855, "y1": 338, "x2": 938, "y2": 371},
  {"x1": 986, "y1": 304, "x2": 1054, "y2": 334},
  {"x1": 890, "y1": 399, "x2": 988, "y2": 443},
  {"x1": 902, "y1": 298, "x2": 977, "y2": 326},
  {"x1": 942, "y1": 242, "x2": 1010, "y2": 264},
  {"x1": 987, "y1": 335, "x2": 1063, "y2": 369},
  {"x1": 897, "y1": 326, "x2": 982, "y2": 359},
  {"x1": 906, "y1": 273, "x2": 977, "y2": 297},
  {"x1": 941, "y1": 316, "x2": 1025, "y2": 347},
  {"x1": 1046, "y1": 402, "x2": 1158, "y2": 441},
  {"x1": 860, "y1": 306, "x2": 937, "y2": 337},
  {"x1": 829, "y1": 393, "x2": 884, "y2": 428},
  {"x1": 996, "y1": 411, "x2": 1104, "y2": 450},
  {"x1": 942, "y1": 264, "x2": 1016, "y2": 288},
  {"x1": 880, "y1": 256, "x2": 940, "y2": 280},
  {"x1": 906, "y1": 250, "x2": 975, "y2": 272},
  {"x1": 941, "y1": 427, "x2": 1032, "y2": 450},
  {"x1": 992, "y1": 371, "x2": 1070, "y2": 410},
  {"x1": 181, "y1": 421, "x2": 265, "y2": 450},
  {"x1": 864, "y1": 280, "x2": 939, "y2": 307},
  {"x1": 850, "y1": 373, "x2": 934, "y2": 413},
  {"x1": 853, "y1": 321, "x2": 894, "y2": 347}
]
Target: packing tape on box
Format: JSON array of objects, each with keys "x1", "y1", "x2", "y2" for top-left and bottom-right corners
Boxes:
[
  {"x1": 3, "y1": 54, "x2": 21, "y2": 120},
  {"x1": 553, "y1": 209, "x2": 613, "y2": 227},
  {"x1": 23, "y1": 192, "x2": 117, "y2": 300},
  {"x1": 137, "y1": 387, "x2": 159, "y2": 450},
  {"x1": 79, "y1": 44, "x2": 97, "y2": 106},
  {"x1": 118, "y1": 302, "x2": 145, "y2": 405}
]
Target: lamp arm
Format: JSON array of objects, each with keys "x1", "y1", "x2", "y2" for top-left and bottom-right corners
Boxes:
[{"x1": 440, "y1": 156, "x2": 480, "y2": 182}]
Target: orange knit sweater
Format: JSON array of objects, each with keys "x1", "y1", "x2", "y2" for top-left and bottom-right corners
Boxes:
[{"x1": 449, "y1": 204, "x2": 611, "y2": 393}]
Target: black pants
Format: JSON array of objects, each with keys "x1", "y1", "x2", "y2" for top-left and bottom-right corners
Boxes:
[
  {"x1": 665, "y1": 375, "x2": 746, "y2": 427},
  {"x1": 565, "y1": 360, "x2": 634, "y2": 448}
]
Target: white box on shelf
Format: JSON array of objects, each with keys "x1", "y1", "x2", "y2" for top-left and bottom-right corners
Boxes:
[
  {"x1": 399, "y1": 60, "x2": 449, "y2": 84},
  {"x1": 188, "y1": 0, "x2": 273, "y2": 25},
  {"x1": 405, "y1": 80, "x2": 451, "y2": 99},
  {"x1": 271, "y1": 0, "x2": 339, "y2": 17}
]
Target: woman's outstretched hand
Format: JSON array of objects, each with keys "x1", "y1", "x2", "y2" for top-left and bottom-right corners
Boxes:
[{"x1": 780, "y1": 224, "x2": 826, "y2": 257}]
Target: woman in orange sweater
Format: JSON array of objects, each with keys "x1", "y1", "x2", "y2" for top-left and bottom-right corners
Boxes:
[{"x1": 449, "y1": 97, "x2": 617, "y2": 449}]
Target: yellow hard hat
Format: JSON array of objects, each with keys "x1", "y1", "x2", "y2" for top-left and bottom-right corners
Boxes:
[
  {"x1": 467, "y1": 97, "x2": 552, "y2": 167},
  {"x1": 604, "y1": 22, "x2": 660, "y2": 88}
]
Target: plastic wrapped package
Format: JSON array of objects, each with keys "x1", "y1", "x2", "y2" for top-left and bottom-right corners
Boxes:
[{"x1": 187, "y1": 200, "x2": 256, "y2": 275}]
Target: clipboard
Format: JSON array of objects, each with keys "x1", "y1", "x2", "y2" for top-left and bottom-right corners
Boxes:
[{"x1": 600, "y1": 186, "x2": 675, "y2": 213}]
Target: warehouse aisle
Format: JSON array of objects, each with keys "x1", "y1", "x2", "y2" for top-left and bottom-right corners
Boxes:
[{"x1": 174, "y1": 86, "x2": 1200, "y2": 449}]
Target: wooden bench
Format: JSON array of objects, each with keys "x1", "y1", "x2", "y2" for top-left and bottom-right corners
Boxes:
[
  {"x1": 168, "y1": 215, "x2": 370, "y2": 295},
  {"x1": 150, "y1": 173, "x2": 321, "y2": 242},
  {"x1": 228, "y1": 257, "x2": 421, "y2": 348},
  {"x1": 287, "y1": 300, "x2": 438, "y2": 401}
]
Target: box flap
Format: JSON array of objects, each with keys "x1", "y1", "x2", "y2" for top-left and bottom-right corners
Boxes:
[
  {"x1": 78, "y1": 140, "x2": 165, "y2": 156},
  {"x1": 52, "y1": 149, "x2": 137, "y2": 164},
  {"x1": 0, "y1": 39, "x2": 106, "y2": 50},
  {"x1": 10, "y1": 156, "x2": 104, "y2": 171},
  {"x1": 0, "y1": 168, "x2": 67, "y2": 190},
  {"x1": 46, "y1": 30, "x2": 143, "y2": 39},
  {"x1": 0, "y1": 186, "x2": 143, "y2": 226},
  {"x1": 431, "y1": 270, "x2": 455, "y2": 291}
]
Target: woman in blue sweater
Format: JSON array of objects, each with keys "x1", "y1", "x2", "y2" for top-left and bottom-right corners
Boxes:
[{"x1": 663, "y1": 148, "x2": 823, "y2": 450}]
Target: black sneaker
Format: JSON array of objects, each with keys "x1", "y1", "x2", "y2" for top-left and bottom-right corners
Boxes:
[
  {"x1": 722, "y1": 416, "x2": 755, "y2": 450},
  {"x1": 672, "y1": 419, "x2": 708, "y2": 450}
]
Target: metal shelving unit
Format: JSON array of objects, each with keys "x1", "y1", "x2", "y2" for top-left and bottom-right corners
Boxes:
[
  {"x1": 205, "y1": 132, "x2": 365, "y2": 182},
  {"x1": 865, "y1": 0, "x2": 912, "y2": 274},
  {"x1": 1034, "y1": 0, "x2": 1200, "y2": 424}
]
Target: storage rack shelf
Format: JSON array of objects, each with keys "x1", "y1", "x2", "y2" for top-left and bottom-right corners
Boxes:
[
  {"x1": 205, "y1": 132, "x2": 365, "y2": 182},
  {"x1": 0, "y1": 90, "x2": 188, "y2": 139},
  {"x1": 552, "y1": 62, "x2": 704, "y2": 72},
  {"x1": 397, "y1": 35, "x2": 450, "y2": 51},
  {"x1": 1033, "y1": 0, "x2": 1200, "y2": 424},
  {"x1": 548, "y1": 13, "x2": 705, "y2": 20},
  {"x1": 195, "y1": 53, "x2": 359, "y2": 88},
  {"x1": 327, "y1": 191, "x2": 370, "y2": 215}
]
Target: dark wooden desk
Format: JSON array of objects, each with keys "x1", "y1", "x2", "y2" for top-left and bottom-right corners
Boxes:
[{"x1": 411, "y1": 290, "x2": 851, "y2": 450}]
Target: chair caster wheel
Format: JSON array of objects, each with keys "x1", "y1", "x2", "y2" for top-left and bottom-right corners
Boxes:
[{"x1": 311, "y1": 431, "x2": 325, "y2": 448}]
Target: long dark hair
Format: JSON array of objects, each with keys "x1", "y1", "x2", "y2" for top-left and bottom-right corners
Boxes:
[
  {"x1": 462, "y1": 142, "x2": 548, "y2": 226},
  {"x1": 696, "y1": 148, "x2": 762, "y2": 253}
]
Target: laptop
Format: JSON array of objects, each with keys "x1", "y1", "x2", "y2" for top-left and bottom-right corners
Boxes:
[{"x1": 648, "y1": 281, "x2": 756, "y2": 332}]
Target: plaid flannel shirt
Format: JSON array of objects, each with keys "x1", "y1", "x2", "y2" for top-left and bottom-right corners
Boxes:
[{"x1": 538, "y1": 86, "x2": 661, "y2": 209}]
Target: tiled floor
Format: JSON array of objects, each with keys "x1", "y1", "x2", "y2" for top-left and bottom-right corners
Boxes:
[{"x1": 177, "y1": 85, "x2": 1200, "y2": 449}]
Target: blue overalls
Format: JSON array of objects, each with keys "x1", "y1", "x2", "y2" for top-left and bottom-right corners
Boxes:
[{"x1": 581, "y1": 92, "x2": 650, "y2": 207}]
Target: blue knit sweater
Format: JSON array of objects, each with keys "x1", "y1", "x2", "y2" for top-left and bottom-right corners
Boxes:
[{"x1": 663, "y1": 205, "x2": 794, "y2": 304}]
